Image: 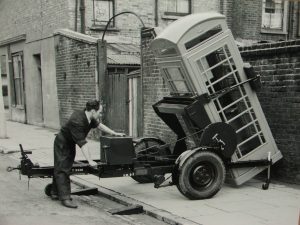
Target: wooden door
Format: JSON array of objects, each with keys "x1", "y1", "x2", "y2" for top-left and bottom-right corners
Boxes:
[{"x1": 106, "y1": 72, "x2": 128, "y2": 134}]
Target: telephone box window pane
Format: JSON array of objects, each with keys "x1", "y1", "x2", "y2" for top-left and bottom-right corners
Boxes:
[
  {"x1": 173, "y1": 81, "x2": 188, "y2": 92},
  {"x1": 164, "y1": 67, "x2": 191, "y2": 93},
  {"x1": 197, "y1": 45, "x2": 233, "y2": 83},
  {"x1": 216, "y1": 89, "x2": 242, "y2": 109},
  {"x1": 167, "y1": 67, "x2": 184, "y2": 80},
  {"x1": 229, "y1": 112, "x2": 252, "y2": 130},
  {"x1": 239, "y1": 135, "x2": 262, "y2": 156},
  {"x1": 238, "y1": 123, "x2": 261, "y2": 143}
]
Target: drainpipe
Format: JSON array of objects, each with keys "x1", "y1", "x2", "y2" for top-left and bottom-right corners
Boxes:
[
  {"x1": 220, "y1": 0, "x2": 224, "y2": 14},
  {"x1": 0, "y1": 62, "x2": 7, "y2": 138},
  {"x1": 155, "y1": 0, "x2": 158, "y2": 27},
  {"x1": 298, "y1": 2, "x2": 300, "y2": 36},
  {"x1": 75, "y1": 0, "x2": 78, "y2": 31},
  {"x1": 288, "y1": 1, "x2": 294, "y2": 39},
  {"x1": 80, "y1": 0, "x2": 85, "y2": 34},
  {"x1": 97, "y1": 40, "x2": 108, "y2": 124}
]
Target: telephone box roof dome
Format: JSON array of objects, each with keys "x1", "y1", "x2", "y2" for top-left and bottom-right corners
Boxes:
[{"x1": 156, "y1": 12, "x2": 225, "y2": 44}]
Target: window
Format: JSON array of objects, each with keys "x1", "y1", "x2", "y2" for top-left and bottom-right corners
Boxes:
[
  {"x1": 165, "y1": 0, "x2": 191, "y2": 16},
  {"x1": 1, "y1": 55, "x2": 8, "y2": 97},
  {"x1": 2, "y1": 86, "x2": 8, "y2": 96},
  {"x1": 1, "y1": 55, "x2": 7, "y2": 76},
  {"x1": 92, "y1": 0, "x2": 115, "y2": 27},
  {"x1": 163, "y1": 67, "x2": 193, "y2": 95},
  {"x1": 11, "y1": 53, "x2": 24, "y2": 106},
  {"x1": 261, "y1": 0, "x2": 288, "y2": 33},
  {"x1": 1, "y1": 55, "x2": 9, "y2": 108}
]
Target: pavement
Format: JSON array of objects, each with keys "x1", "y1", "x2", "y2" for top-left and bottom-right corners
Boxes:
[{"x1": 0, "y1": 120, "x2": 299, "y2": 225}]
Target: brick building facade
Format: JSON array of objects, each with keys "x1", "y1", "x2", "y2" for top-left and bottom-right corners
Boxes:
[
  {"x1": 0, "y1": 0, "x2": 70, "y2": 128},
  {"x1": 1, "y1": 0, "x2": 299, "y2": 129}
]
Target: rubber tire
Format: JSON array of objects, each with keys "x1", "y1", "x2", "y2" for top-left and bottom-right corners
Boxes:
[
  {"x1": 132, "y1": 138, "x2": 169, "y2": 184},
  {"x1": 44, "y1": 183, "x2": 52, "y2": 197},
  {"x1": 176, "y1": 151, "x2": 225, "y2": 200}
]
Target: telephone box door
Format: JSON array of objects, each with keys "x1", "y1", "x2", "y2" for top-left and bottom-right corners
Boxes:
[{"x1": 184, "y1": 32, "x2": 282, "y2": 185}]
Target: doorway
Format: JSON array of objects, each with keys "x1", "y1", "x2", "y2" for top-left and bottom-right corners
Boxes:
[
  {"x1": 10, "y1": 52, "x2": 27, "y2": 123},
  {"x1": 128, "y1": 70, "x2": 141, "y2": 137},
  {"x1": 33, "y1": 54, "x2": 44, "y2": 123}
]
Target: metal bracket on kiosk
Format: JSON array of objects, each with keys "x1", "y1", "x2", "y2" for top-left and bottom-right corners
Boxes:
[{"x1": 208, "y1": 75, "x2": 261, "y2": 100}]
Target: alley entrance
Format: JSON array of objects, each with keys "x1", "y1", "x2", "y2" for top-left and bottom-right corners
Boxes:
[{"x1": 106, "y1": 68, "x2": 141, "y2": 137}]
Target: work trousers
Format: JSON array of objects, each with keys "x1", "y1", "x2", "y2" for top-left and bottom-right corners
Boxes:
[{"x1": 51, "y1": 133, "x2": 76, "y2": 200}]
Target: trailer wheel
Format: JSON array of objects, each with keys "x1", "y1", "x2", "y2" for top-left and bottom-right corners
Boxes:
[
  {"x1": 132, "y1": 138, "x2": 170, "y2": 184},
  {"x1": 44, "y1": 183, "x2": 52, "y2": 197},
  {"x1": 176, "y1": 151, "x2": 225, "y2": 199}
]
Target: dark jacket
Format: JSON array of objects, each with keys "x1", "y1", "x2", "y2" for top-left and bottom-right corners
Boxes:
[{"x1": 60, "y1": 110, "x2": 99, "y2": 147}]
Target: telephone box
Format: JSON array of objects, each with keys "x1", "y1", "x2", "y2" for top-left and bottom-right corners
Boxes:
[{"x1": 150, "y1": 12, "x2": 282, "y2": 185}]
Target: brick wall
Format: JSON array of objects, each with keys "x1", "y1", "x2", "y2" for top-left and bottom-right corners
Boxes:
[
  {"x1": 54, "y1": 32, "x2": 98, "y2": 125},
  {"x1": 220, "y1": 0, "x2": 233, "y2": 29},
  {"x1": 141, "y1": 28, "x2": 176, "y2": 144},
  {"x1": 141, "y1": 26, "x2": 300, "y2": 184},
  {"x1": 231, "y1": 0, "x2": 261, "y2": 41},
  {"x1": 240, "y1": 41, "x2": 300, "y2": 183},
  {"x1": 0, "y1": 0, "x2": 69, "y2": 43}
]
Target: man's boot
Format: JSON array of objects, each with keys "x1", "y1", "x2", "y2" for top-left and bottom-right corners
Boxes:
[
  {"x1": 61, "y1": 199, "x2": 78, "y2": 208},
  {"x1": 51, "y1": 194, "x2": 59, "y2": 200}
]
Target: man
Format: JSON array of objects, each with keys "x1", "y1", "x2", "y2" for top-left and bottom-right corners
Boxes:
[{"x1": 51, "y1": 100, "x2": 125, "y2": 208}]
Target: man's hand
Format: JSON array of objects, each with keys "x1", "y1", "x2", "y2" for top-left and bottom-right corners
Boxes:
[
  {"x1": 114, "y1": 132, "x2": 126, "y2": 137},
  {"x1": 88, "y1": 160, "x2": 98, "y2": 167}
]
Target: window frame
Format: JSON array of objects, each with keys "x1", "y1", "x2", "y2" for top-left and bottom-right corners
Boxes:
[
  {"x1": 1, "y1": 55, "x2": 7, "y2": 76},
  {"x1": 11, "y1": 52, "x2": 25, "y2": 108},
  {"x1": 91, "y1": 0, "x2": 115, "y2": 29},
  {"x1": 1, "y1": 55, "x2": 8, "y2": 99},
  {"x1": 164, "y1": 0, "x2": 192, "y2": 17},
  {"x1": 261, "y1": 0, "x2": 288, "y2": 34}
]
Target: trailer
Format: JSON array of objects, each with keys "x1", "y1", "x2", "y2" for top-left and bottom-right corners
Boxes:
[{"x1": 7, "y1": 12, "x2": 282, "y2": 200}]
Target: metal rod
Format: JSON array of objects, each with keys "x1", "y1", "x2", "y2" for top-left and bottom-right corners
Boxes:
[
  {"x1": 75, "y1": 0, "x2": 78, "y2": 31},
  {"x1": 101, "y1": 11, "x2": 145, "y2": 42}
]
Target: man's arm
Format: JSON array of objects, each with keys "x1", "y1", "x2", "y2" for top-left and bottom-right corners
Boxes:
[
  {"x1": 98, "y1": 123, "x2": 125, "y2": 136},
  {"x1": 80, "y1": 143, "x2": 97, "y2": 167}
]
